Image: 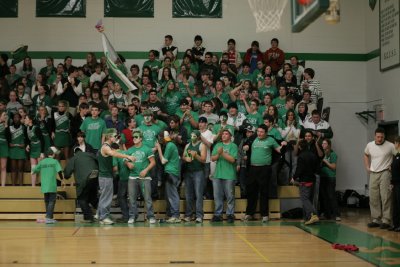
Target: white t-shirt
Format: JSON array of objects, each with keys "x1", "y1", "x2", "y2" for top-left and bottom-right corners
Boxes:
[
  {"x1": 364, "y1": 140, "x2": 396, "y2": 172},
  {"x1": 201, "y1": 129, "x2": 214, "y2": 163},
  {"x1": 90, "y1": 72, "x2": 106, "y2": 83}
]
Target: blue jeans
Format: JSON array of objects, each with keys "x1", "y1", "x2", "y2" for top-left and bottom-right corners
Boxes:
[
  {"x1": 165, "y1": 173, "x2": 180, "y2": 218},
  {"x1": 118, "y1": 180, "x2": 129, "y2": 220},
  {"x1": 212, "y1": 178, "x2": 235, "y2": 216},
  {"x1": 44, "y1": 192, "x2": 57, "y2": 219},
  {"x1": 184, "y1": 170, "x2": 204, "y2": 219},
  {"x1": 128, "y1": 179, "x2": 154, "y2": 219},
  {"x1": 98, "y1": 177, "x2": 114, "y2": 220}
]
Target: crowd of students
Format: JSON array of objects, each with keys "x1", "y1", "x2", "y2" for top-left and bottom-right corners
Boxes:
[{"x1": 0, "y1": 35, "x2": 340, "y2": 225}]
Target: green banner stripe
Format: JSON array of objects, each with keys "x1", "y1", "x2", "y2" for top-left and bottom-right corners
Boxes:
[{"x1": 16, "y1": 50, "x2": 380, "y2": 62}]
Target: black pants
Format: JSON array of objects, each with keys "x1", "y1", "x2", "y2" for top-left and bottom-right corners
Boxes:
[
  {"x1": 320, "y1": 177, "x2": 340, "y2": 218},
  {"x1": 44, "y1": 193, "x2": 57, "y2": 219},
  {"x1": 118, "y1": 180, "x2": 129, "y2": 220},
  {"x1": 77, "y1": 178, "x2": 99, "y2": 220},
  {"x1": 393, "y1": 183, "x2": 400, "y2": 228},
  {"x1": 246, "y1": 165, "x2": 272, "y2": 217}
]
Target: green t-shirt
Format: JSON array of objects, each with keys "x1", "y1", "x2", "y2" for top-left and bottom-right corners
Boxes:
[
  {"x1": 163, "y1": 142, "x2": 180, "y2": 176},
  {"x1": 80, "y1": 117, "x2": 106, "y2": 150},
  {"x1": 177, "y1": 81, "x2": 194, "y2": 98},
  {"x1": 176, "y1": 109, "x2": 199, "y2": 138},
  {"x1": 125, "y1": 145, "x2": 154, "y2": 178},
  {"x1": 143, "y1": 60, "x2": 162, "y2": 81},
  {"x1": 212, "y1": 124, "x2": 235, "y2": 142},
  {"x1": 32, "y1": 157, "x2": 62, "y2": 193},
  {"x1": 237, "y1": 72, "x2": 255, "y2": 84},
  {"x1": 268, "y1": 127, "x2": 282, "y2": 141},
  {"x1": 259, "y1": 85, "x2": 277, "y2": 98},
  {"x1": 321, "y1": 151, "x2": 337, "y2": 178},
  {"x1": 138, "y1": 124, "x2": 161, "y2": 148},
  {"x1": 272, "y1": 97, "x2": 286, "y2": 113},
  {"x1": 212, "y1": 142, "x2": 238, "y2": 180},
  {"x1": 250, "y1": 137, "x2": 279, "y2": 166},
  {"x1": 246, "y1": 112, "x2": 263, "y2": 128},
  {"x1": 113, "y1": 151, "x2": 130, "y2": 181},
  {"x1": 164, "y1": 91, "x2": 183, "y2": 115},
  {"x1": 135, "y1": 114, "x2": 144, "y2": 126}
]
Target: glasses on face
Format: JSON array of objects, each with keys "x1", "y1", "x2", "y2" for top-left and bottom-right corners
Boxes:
[{"x1": 133, "y1": 135, "x2": 141, "y2": 139}]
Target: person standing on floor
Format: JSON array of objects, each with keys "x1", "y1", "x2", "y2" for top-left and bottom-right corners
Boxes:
[
  {"x1": 97, "y1": 128, "x2": 136, "y2": 225},
  {"x1": 389, "y1": 136, "x2": 400, "y2": 232},
  {"x1": 32, "y1": 147, "x2": 64, "y2": 224},
  {"x1": 64, "y1": 147, "x2": 99, "y2": 223},
  {"x1": 364, "y1": 127, "x2": 397, "y2": 229}
]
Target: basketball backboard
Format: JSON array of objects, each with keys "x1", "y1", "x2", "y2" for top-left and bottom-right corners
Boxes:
[{"x1": 291, "y1": 0, "x2": 330, "y2": 32}]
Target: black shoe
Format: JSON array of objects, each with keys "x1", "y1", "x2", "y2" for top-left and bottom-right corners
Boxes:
[
  {"x1": 116, "y1": 218, "x2": 128, "y2": 223},
  {"x1": 367, "y1": 222, "x2": 380, "y2": 228},
  {"x1": 380, "y1": 223, "x2": 391, "y2": 229},
  {"x1": 227, "y1": 215, "x2": 235, "y2": 223},
  {"x1": 211, "y1": 215, "x2": 223, "y2": 222}
]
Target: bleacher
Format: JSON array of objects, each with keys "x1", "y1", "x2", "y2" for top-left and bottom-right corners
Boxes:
[{"x1": 1, "y1": 161, "x2": 300, "y2": 221}]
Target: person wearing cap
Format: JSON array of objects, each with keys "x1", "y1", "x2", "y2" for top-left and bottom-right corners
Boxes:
[
  {"x1": 210, "y1": 128, "x2": 238, "y2": 223},
  {"x1": 64, "y1": 147, "x2": 99, "y2": 223},
  {"x1": 97, "y1": 128, "x2": 136, "y2": 225},
  {"x1": 243, "y1": 41, "x2": 264, "y2": 74},
  {"x1": 183, "y1": 129, "x2": 207, "y2": 223},
  {"x1": 32, "y1": 147, "x2": 64, "y2": 224},
  {"x1": 243, "y1": 124, "x2": 287, "y2": 223},
  {"x1": 212, "y1": 110, "x2": 235, "y2": 143},
  {"x1": 237, "y1": 124, "x2": 257, "y2": 198},
  {"x1": 125, "y1": 129, "x2": 156, "y2": 224},
  {"x1": 80, "y1": 103, "x2": 107, "y2": 153},
  {"x1": 155, "y1": 131, "x2": 181, "y2": 223}
]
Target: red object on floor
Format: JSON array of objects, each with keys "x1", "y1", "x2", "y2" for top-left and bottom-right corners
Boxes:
[{"x1": 332, "y1": 243, "x2": 359, "y2": 252}]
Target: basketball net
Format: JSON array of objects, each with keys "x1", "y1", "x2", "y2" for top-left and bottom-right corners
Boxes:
[{"x1": 248, "y1": 0, "x2": 288, "y2": 32}]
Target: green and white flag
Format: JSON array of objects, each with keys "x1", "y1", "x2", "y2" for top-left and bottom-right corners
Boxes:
[{"x1": 96, "y1": 20, "x2": 137, "y2": 92}]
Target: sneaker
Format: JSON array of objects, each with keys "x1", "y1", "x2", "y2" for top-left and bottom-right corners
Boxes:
[
  {"x1": 367, "y1": 222, "x2": 380, "y2": 228},
  {"x1": 262, "y1": 216, "x2": 269, "y2": 223},
  {"x1": 380, "y1": 223, "x2": 391, "y2": 229},
  {"x1": 45, "y1": 218, "x2": 57, "y2": 224},
  {"x1": 335, "y1": 217, "x2": 341, "y2": 222},
  {"x1": 305, "y1": 214, "x2": 319, "y2": 225},
  {"x1": 211, "y1": 215, "x2": 223, "y2": 222},
  {"x1": 94, "y1": 213, "x2": 99, "y2": 221},
  {"x1": 227, "y1": 215, "x2": 235, "y2": 223},
  {"x1": 241, "y1": 214, "x2": 253, "y2": 221},
  {"x1": 195, "y1": 217, "x2": 203, "y2": 223},
  {"x1": 36, "y1": 218, "x2": 46, "y2": 223},
  {"x1": 100, "y1": 218, "x2": 114, "y2": 225},
  {"x1": 149, "y1": 217, "x2": 157, "y2": 224},
  {"x1": 166, "y1": 217, "x2": 181, "y2": 223},
  {"x1": 127, "y1": 218, "x2": 136, "y2": 224},
  {"x1": 183, "y1": 216, "x2": 192, "y2": 222}
]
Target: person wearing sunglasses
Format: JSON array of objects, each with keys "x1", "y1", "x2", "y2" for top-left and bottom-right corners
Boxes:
[
  {"x1": 97, "y1": 128, "x2": 136, "y2": 225},
  {"x1": 125, "y1": 129, "x2": 157, "y2": 224}
]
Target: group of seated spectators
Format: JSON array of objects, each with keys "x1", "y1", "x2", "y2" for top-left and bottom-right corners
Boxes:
[{"x1": 0, "y1": 35, "x2": 338, "y2": 225}]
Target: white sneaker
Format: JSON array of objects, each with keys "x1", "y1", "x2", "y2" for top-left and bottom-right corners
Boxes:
[
  {"x1": 149, "y1": 218, "x2": 157, "y2": 224},
  {"x1": 262, "y1": 216, "x2": 269, "y2": 223},
  {"x1": 128, "y1": 218, "x2": 135, "y2": 224},
  {"x1": 195, "y1": 217, "x2": 203, "y2": 223},
  {"x1": 183, "y1": 216, "x2": 192, "y2": 222},
  {"x1": 241, "y1": 214, "x2": 253, "y2": 221},
  {"x1": 100, "y1": 218, "x2": 114, "y2": 225},
  {"x1": 166, "y1": 217, "x2": 181, "y2": 223},
  {"x1": 45, "y1": 218, "x2": 57, "y2": 224},
  {"x1": 335, "y1": 217, "x2": 341, "y2": 221}
]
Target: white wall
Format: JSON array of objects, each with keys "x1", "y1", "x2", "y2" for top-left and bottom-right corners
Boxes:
[{"x1": 0, "y1": 0, "x2": 390, "y2": 192}]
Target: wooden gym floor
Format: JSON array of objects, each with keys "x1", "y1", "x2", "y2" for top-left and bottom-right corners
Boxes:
[{"x1": 0, "y1": 209, "x2": 399, "y2": 267}]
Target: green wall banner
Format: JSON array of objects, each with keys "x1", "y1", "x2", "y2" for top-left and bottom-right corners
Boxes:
[
  {"x1": 172, "y1": 0, "x2": 222, "y2": 18},
  {"x1": 104, "y1": 0, "x2": 154, "y2": 17},
  {"x1": 36, "y1": 0, "x2": 86, "y2": 17},
  {"x1": 0, "y1": 0, "x2": 18, "y2": 17}
]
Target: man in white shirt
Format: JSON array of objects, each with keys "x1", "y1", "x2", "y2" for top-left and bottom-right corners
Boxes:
[
  {"x1": 90, "y1": 64, "x2": 106, "y2": 87},
  {"x1": 364, "y1": 128, "x2": 397, "y2": 229},
  {"x1": 198, "y1": 117, "x2": 214, "y2": 199}
]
